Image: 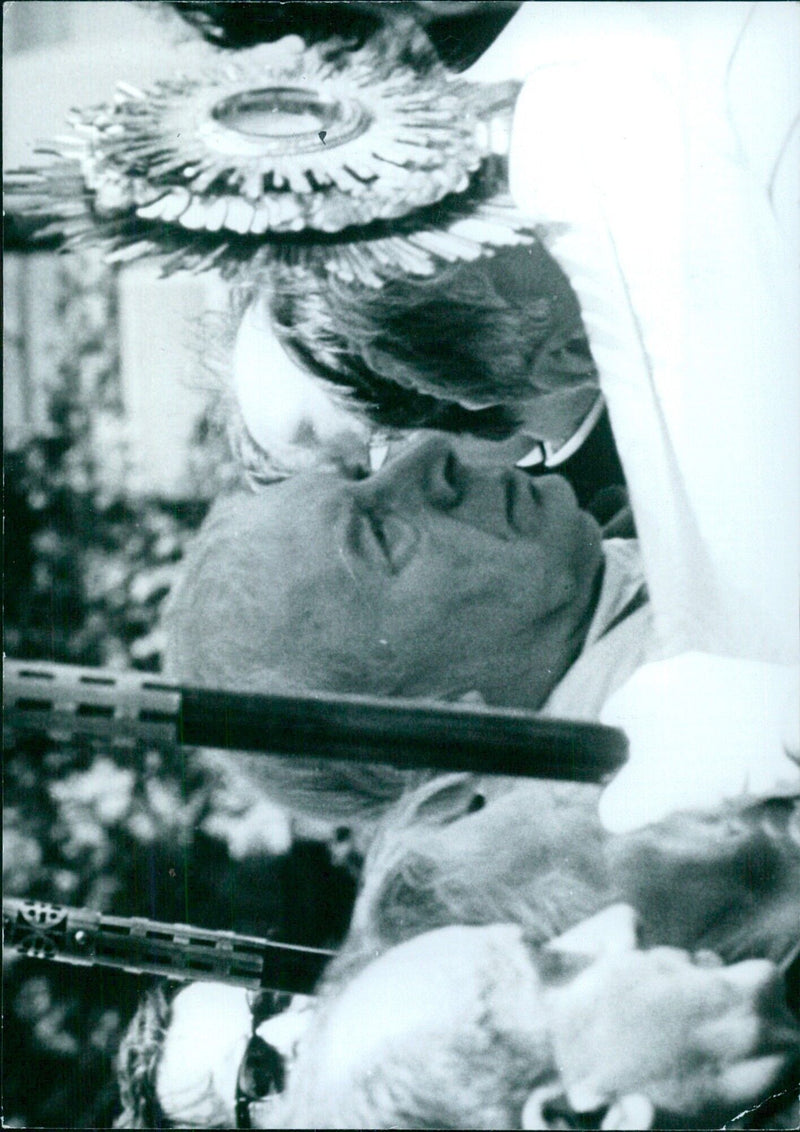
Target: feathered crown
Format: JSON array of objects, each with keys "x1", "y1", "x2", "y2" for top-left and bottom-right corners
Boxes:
[{"x1": 6, "y1": 34, "x2": 532, "y2": 288}]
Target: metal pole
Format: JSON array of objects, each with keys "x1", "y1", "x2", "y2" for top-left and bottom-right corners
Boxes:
[
  {"x1": 3, "y1": 897, "x2": 333, "y2": 995},
  {"x1": 3, "y1": 658, "x2": 627, "y2": 783}
]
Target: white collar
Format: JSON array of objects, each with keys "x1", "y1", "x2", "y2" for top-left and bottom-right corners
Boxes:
[
  {"x1": 585, "y1": 539, "x2": 649, "y2": 650},
  {"x1": 516, "y1": 396, "x2": 605, "y2": 469}
]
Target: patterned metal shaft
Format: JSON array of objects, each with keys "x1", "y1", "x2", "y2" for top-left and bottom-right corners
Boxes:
[{"x1": 2, "y1": 897, "x2": 334, "y2": 995}]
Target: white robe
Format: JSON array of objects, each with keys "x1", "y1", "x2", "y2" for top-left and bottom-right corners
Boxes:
[
  {"x1": 470, "y1": 1, "x2": 800, "y2": 665},
  {"x1": 543, "y1": 539, "x2": 654, "y2": 722},
  {"x1": 468, "y1": 3, "x2": 800, "y2": 827}
]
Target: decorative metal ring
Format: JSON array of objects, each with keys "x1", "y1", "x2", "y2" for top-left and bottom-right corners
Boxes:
[
  {"x1": 54, "y1": 38, "x2": 486, "y2": 236},
  {"x1": 5, "y1": 37, "x2": 534, "y2": 286},
  {"x1": 205, "y1": 87, "x2": 373, "y2": 156}
]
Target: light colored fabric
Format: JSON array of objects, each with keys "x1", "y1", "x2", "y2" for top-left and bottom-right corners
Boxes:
[
  {"x1": 544, "y1": 541, "x2": 800, "y2": 828},
  {"x1": 467, "y1": 3, "x2": 800, "y2": 826},
  {"x1": 599, "y1": 651, "x2": 800, "y2": 831},
  {"x1": 542, "y1": 539, "x2": 656, "y2": 722},
  {"x1": 472, "y1": 1, "x2": 799, "y2": 665}
]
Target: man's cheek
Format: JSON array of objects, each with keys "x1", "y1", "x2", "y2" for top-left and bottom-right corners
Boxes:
[
  {"x1": 397, "y1": 567, "x2": 514, "y2": 645},
  {"x1": 552, "y1": 975, "x2": 711, "y2": 1084},
  {"x1": 548, "y1": 990, "x2": 645, "y2": 1088}
]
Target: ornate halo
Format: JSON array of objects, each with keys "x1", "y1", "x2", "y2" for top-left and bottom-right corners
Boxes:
[
  {"x1": 256, "y1": 191, "x2": 537, "y2": 289},
  {"x1": 25, "y1": 37, "x2": 484, "y2": 236},
  {"x1": 6, "y1": 36, "x2": 530, "y2": 286}
]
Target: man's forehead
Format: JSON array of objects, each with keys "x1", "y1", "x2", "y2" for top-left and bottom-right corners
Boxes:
[{"x1": 200, "y1": 474, "x2": 348, "y2": 586}]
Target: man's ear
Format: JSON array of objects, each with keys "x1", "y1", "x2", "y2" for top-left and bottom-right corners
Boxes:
[
  {"x1": 547, "y1": 903, "x2": 639, "y2": 957},
  {"x1": 602, "y1": 1094, "x2": 655, "y2": 1130},
  {"x1": 396, "y1": 773, "x2": 486, "y2": 828}
]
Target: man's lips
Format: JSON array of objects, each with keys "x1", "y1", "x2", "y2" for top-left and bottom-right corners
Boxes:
[
  {"x1": 503, "y1": 470, "x2": 540, "y2": 535},
  {"x1": 502, "y1": 471, "x2": 576, "y2": 536}
]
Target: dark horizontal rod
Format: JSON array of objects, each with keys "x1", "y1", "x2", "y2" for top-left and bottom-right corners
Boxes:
[
  {"x1": 180, "y1": 686, "x2": 627, "y2": 782},
  {"x1": 3, "y1": 659, "x2": 627, "y2": 783}
]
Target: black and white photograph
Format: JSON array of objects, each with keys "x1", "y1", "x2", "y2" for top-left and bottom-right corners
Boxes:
[{"x1": 3, "y1": 2, "x2": 799, "y2": 1128}]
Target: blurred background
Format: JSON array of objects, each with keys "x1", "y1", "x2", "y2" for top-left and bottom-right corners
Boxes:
[
  {"x1": 4, "y1": 3, "x2": 526, "y2": 1124},
  {"x1": 3, "y1": 4, "x2": 357, "y2": 1126}
]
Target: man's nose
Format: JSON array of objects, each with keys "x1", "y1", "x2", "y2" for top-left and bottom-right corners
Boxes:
[{"x1": 352, "y1": 433, "x2": 462, "y2": 511}]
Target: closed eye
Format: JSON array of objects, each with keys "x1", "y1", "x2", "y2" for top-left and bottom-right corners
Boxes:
[
  {"x1": 350, "y1": 505, "x2": 418, "y2": 572},
  {"x1": 504, "y1": 473, "x2": 516, "y2": 529},
  {"x1": 346, "y1": 503, "x2": 391, "y2": 567},
  {"x1": 366, "y1": 510, "x2": 390, "y2": 559}
]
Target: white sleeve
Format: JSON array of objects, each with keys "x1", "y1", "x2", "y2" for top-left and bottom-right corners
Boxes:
[
  {"x1": 503, "y1": 2, "x2": 799, "y2": 665},
  {"x1": 465, "y1": 1, "x2": 657, "y2": 84}
]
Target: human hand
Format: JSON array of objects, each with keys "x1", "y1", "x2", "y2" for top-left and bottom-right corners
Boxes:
[{"x1": 598, "y1": 653, "x2": 799, "y2": 834}]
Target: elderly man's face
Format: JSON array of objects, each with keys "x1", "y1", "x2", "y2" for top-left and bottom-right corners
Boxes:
[
  {"x1": 185, "y1": 434, "x2": 602, "y2": 709},
  {"x1": 280, "y1": 918, "x2": 799, "y2": 1130}
]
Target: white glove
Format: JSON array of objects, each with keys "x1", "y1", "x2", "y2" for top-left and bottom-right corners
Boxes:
[{"x1": 598, "y1": 652, "x2": 799, "y2": 833}]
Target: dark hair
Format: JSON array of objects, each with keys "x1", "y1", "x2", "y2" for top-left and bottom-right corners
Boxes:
[
  {"x1": 161, "y1": 2, "x2": 521, "y2": 73},
  {"x1": 115, "y1": 985, "x2": 174, "y2": 1129},
  {"x1": 163, "y1": 2, "x2": 383, "y2": 50},
  {"x1": 161, "y1": 2, "x2": 439, "y2": 75},
  {"x1": 267, "y1": 242, "x2": 596, "y2": 441}
]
